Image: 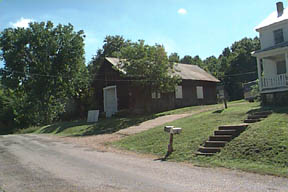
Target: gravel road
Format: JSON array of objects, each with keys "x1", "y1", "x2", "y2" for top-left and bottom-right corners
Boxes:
[{"x1": 0, "y1": 134, "x2": 287, "y2": 192}]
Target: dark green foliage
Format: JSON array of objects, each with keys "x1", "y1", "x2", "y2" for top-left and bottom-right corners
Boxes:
[
  {"x1": 0, "y1": 21, "x2": 88, "y2": 128},
  {"x1": 168, "y1": 52, "x2": 180, "y2": 63},
  {"x1": 178, "y1": 37, "x2": 260, "y2": 101},
  {"x1": 117, "y1": 40, "x2": 180, "y2": 93},
  {"x1": 0, "y1": 88, "x2": 16, "y2": 134},
  {"x1": 180, "y1": 55, "x2": 193, "y2": 64},
  {"x1": 223, "y1": 37, "x2": 260, "y2": 100}
]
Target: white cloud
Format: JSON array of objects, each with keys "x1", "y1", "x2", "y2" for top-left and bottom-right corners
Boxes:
[
  {"x1": 177, "y1": 8, "x2": 187, "y2": 15},
  {"x1": 10, "y1": 17, "x2": 34, "y2": 28}
]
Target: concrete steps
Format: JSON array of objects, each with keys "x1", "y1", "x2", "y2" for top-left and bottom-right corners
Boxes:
[
  {"x1": 196, "y1": 124, "x2": 248, "y2": 156},
  {"x1": 196, "y1": 111, "x2": 273, "y2": 156},
  {"x1": 204, "y1": 141, "x2": 227, "y2": 147},
  {"x1": 244, "y1": 119, "x2": 261, "y2": 123},
  {"x1": 254, "y1": 111, "x2": 272, "y2": 116},
  {"x1": 244, "y1": 110, "x2": 272, "y2": 124},
  {"x1": 198, "y1": 146, "x2": 221, "y2": 153}
]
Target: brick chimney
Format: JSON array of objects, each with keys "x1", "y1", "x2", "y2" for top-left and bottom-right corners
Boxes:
[{"x1": 277, "y1": 2, "x2": 284, "y2": 17}]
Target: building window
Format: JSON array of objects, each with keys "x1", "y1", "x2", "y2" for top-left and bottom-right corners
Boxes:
[
  {"x1": 274, "y1": 29, "x2": 284, "y2": 44},
  {"x1": 277, "y1": 61, "x2": 287, "y2": 74},
  {"x1": 175, "y1": 86, "x2": 183, "y2": 99},
  {"x1": 152, "y1": 92, "x2": 161, "y2": 99},
  {"x1": 196, "y1": 86, "x2": 204, "y2": 99}
]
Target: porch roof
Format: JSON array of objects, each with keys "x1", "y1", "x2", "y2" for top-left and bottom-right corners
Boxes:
[{"x1": 252, "y1": 41, "x2": 288, "y2": 57}]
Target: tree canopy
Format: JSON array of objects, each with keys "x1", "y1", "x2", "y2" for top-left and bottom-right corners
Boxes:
[
  {"x1": 176, "y1": 37, "x2": 260, "y2": 100},
  {"x1": 0, "y1": 21, "x2": 88, "y2": 126},
  {"x1": 117, "y1": 40, "x2": 180, "y2": 92}
]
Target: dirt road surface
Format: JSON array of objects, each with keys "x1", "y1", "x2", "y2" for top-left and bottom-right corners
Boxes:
[{"x1": 0, "y1": 134, "x2": 287, "y2": 192}]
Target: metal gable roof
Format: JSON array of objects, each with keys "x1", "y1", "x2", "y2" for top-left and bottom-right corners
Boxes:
[
  {"x1": 173, "y1": 63, "x2": 220, "y2": 82},
  {"x1": 105, "y1": 57, "x2": 220, "y2": 82}
]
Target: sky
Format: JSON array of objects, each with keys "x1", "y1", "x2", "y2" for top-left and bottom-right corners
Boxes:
[{"x1": 0, "y1": 0, "x2": 286, "y2": 67}]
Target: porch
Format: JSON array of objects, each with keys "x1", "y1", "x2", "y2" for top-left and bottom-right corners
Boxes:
[
  {"x1": 260, "y1": 74, "x2": 288, "y2": 92},
  {"x1": 254, "y1": 49, "x2": 288, "y2": 93}
]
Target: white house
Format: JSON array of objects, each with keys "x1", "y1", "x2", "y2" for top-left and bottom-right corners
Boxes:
[{"x1": 253, "y1": 2, "x2": 288, "y2": 104}]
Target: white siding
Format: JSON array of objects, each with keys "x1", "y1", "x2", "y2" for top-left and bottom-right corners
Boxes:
[{"x1": 259, "y1": 21, "x2": 288, "y2": 49}]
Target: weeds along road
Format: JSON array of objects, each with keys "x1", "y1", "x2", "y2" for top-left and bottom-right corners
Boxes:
[{"x1": 0, "y1": 134, "x2": 288, "y2": 192}]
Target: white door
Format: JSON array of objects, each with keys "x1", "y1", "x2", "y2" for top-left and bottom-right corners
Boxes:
[{"x1": 103, "y1": 86, "x2": 118, "y2": 117}]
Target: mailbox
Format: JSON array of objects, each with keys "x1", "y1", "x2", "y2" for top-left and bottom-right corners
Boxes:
[
  {"x1": 171, "y1": 127, "x2": 182, "y2": 134},
  {"x1": 163, "y1": 126, "x2": 182, "y2": 159},
  {"x1": 164, "y1": 126, "x2": 174, "y2": 133},
  {"x1": 164, "y1": 126, "x2": 182, "y2": 134}
]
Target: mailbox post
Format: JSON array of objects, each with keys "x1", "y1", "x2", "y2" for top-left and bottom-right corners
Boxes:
[{"x1": 164, "y1": 126, "x2": 182, "y2": 158}]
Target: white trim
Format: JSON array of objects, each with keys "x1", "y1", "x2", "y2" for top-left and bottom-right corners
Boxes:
[
  {"x1": 261, "y1": 87, "x2": 288, "y2": 94},
  {"x1": 253, "y1": 46, "x2": 288, "y2": 58},
  {"x1": 103, "y1": 85, "x2": 116, "y2": 90},
  {"x1": 285, "y1": 53, "x2": 288, "y2": 75},
  {"x1": 257, "y1": 58, "x2": 262, "y2": 91}
]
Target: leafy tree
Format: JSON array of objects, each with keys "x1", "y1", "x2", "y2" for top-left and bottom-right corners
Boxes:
[
  {"x1": 0, "y1": 21, "x2": 88, "y2": 125},
  {"x1": 118, "y1": 40, "x2": 180, "y2": 92},
  {"x1": 168, "y1": 52, "x2": 180, "y2": 63},
  {"x1": 180, "y1": 55, "x2": 193, "y2": 64},
  {"x1": 222, "y1": 37, "x2": 260, "y2": 100},
  {"x1": 203, "y1": 56, "x2": 218, "y2": 77},
  {"x1": 192, "y1": 55, "x2": 204, "y2": 67}
]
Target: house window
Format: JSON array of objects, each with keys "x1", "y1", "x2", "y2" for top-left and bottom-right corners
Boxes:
[
  {"x1": 274, "y1": 29, "x2": 284, "y2": 44},
  {"x1": 277, "y1": 61, "x2": 287, "y2": 74},
  {"x1": 152, "y1": 92, "x2": 161, "y2": 99},
  {"x1": 175, "y1": 86, "x2": 183, "y2": 99},
  {"x1": 196, "y1": 86, "x2": 204, "y2": 99}
]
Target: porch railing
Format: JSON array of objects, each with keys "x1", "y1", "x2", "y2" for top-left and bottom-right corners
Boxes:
[{"x1": 260, "y1": 74, "x2": 288, "y2": 90}]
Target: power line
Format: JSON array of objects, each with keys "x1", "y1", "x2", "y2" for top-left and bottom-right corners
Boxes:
[
  {"x1": 223, "y1": 71, "x2": 257, "y2": 77},
  {"x1": 0, "y1": 68, "x2": 160, "y2": 82},
  {"x1": 0, "y1": 68, "x2": 258, "y2": 82}
]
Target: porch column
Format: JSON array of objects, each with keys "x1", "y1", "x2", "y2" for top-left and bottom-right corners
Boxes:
[
  {"x1": 285, "y1": 53, "x2": 288, "y2": 75},
  {"x1": 257, "y1": 57, "x2": 262, "y2": 91}
]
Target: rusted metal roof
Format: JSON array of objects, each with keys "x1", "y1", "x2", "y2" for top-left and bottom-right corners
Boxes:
[
  {"x1": 105, "y1": 57, "x2": 126, "y2": 74},
  {"x1": 105, "y1": 57, "x2": 220, "y2": 82},
  {"x1": 174, "y1": 63, "x2": 220, "y2": 82}
]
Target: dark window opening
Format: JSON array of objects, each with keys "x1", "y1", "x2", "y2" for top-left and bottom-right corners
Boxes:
[
  {"x1": 274, "y1": 29, "x2": 284, "y2": 44},
  {"x1": 277, "y1": 61, "x2": 286, "y2": 74}
]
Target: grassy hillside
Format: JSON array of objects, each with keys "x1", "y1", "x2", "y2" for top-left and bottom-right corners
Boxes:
[
  {"x1": 113, "y1": 102, "x2": 288, "y2": 177},
  {"x1": 16, "y1": 103, "x2": 223, "y2": 136}
]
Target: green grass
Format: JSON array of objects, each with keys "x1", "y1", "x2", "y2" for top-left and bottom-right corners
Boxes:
[
  {"x1": 17, "y1": 114, "x2": 162, "y2": 136},
  {"x1": 156, "y1": 103, "x2": 222, "y2": 116},
  {"x1": 113, "y1": 101, "x2": 288, "y2": 177},
  {"x1": 17, "y1": 101, "x2": 227, "y2": 136}
]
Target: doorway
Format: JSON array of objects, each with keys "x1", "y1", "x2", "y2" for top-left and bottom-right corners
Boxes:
[{"x1": 103, "y1": 86, "x2": 118, "y2": 117}]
